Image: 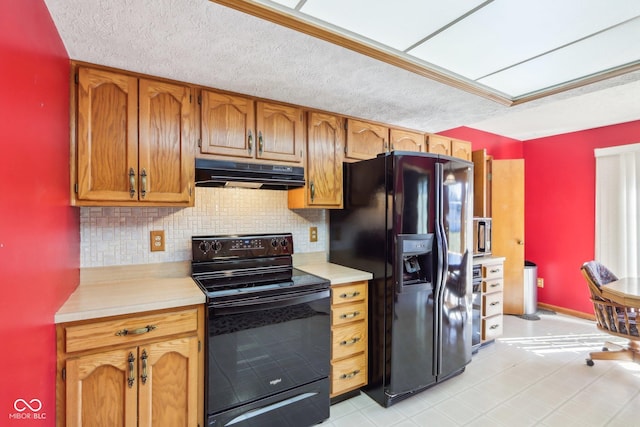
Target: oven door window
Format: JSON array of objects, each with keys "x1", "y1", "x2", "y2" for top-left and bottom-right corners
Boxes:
[{"x1": 208, "y1": 294, "x2": 330, "y2": 414}]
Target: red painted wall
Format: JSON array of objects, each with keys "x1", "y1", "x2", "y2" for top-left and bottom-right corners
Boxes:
[
  {"x1": 523, "y1": 120, "x2": 640, "y2": 314},
  {"x1": 0, "y1": 1, "x2": 78, "y2": 425}
]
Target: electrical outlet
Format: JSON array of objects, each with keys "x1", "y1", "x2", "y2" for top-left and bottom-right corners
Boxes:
[
  {"x1": 537, "y1": 277, "x2": 544, "y2": 288},
  {"x1": 309, "y1": 227, "x2": 318, "y2": 242},
  {"x1": 150, "y1": 230, "x2": 165, "y2": 252}
]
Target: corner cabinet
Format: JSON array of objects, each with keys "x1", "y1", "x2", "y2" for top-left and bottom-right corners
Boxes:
[
  {"x1": 73, "y1": 66, "x2": 195, "y2": 207},
  {"x1": 289, "y1": 112, "x2": 344, "y2": 209},
  {"x1": 199, "y1": 89, "x2": 304, "y2": 164},
  {"x1": 56, "y1": 306, "x2": 204, "y2": 427},
  {"x1": 330, "y1": 281, "x2": 368, "y2": 398}
]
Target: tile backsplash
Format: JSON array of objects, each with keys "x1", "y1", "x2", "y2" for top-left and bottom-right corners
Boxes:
[{"x1": 80, "y1": 187, "x2": 327, "y2": 267}]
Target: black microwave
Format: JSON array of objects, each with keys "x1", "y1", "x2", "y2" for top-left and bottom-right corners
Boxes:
[{"x1": 473, "y1": 217, "x2": 492, "y2": 257}]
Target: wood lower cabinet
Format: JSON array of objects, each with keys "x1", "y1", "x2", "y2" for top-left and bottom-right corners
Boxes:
[
  {"x1": 199, "y1": 89, "x2": 304, "y2": 164},
  {"x1": 330, "y1": 281, "x2": 368, "y2": 398},
  {"x1": 289, "y1": 112, "x2": 344, "y2": 209},
  {"x1": 56, "y1": 306, "x2": 204, "y2": 427},
  {"x1": 74, "y1": 65, "x2": 195, "y2": 206},
  {"x1": 476, "y1": 258, "x2": 504, "y2": 344}
]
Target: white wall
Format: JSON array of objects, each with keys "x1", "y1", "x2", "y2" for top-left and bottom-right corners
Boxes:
[{"x1": 80, "y1": 187, "x2": 327, "y2": 267}]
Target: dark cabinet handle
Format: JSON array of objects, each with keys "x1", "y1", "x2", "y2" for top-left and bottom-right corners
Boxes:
[
  {"x1": 339, "y1": 337, "x2": 361, "y2": 346},
  {"x1": 310, "y1": 182, "x2": 315, "y2": 201},
  {"x1": 127, "y1": 352, "x2": 135, "y2": 388},
  {"x1": 140, "y1": 349, "x2": 148, "y2": 385},
  {"x1": 339, "y1": 291, "x2": 360, "y2": 299},
  {"x1": 248, "y1": 130, "x2": 253, "y2": 154},
  {"x1": 339, "y1": 370, "x2": 361, "y2": 380},
  {"x1": 258, "y1": 131, "x2": 263, "y2": 155},
  {"x1": 490, "y1": 301, "x2": 500, "y2": 306},
  {"x1": 140, "y1": 169, "x2": 147, "y2": 198},
  {"x1": 129, "y1": 168, "x2": 136, "y2": 198},
  {"x1": 490, "y1": 324, "x2": 500, "y2": 330},
  {"x1": 340, "y1": 311, "x2": 360, "y2": 319},
  {"x1": 115, "y1": 325, "x2": 157, "y2": 336}
]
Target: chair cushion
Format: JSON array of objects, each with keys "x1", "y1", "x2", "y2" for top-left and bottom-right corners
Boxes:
[{"x1": 583, "y1": 261, "x2": 618, "y2": 288}]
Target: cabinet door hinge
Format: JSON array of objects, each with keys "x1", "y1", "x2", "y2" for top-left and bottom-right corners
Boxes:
[
  {"x1": 62, "y1": 367, "x2": 66, "y2": 381},
  {"x1": 344, "y1": 121, "x2": 348, "y2": 131},
  {"x1": 198, "y1": 94, "x2": 202, "y2": 105},
  {"x1": 189, "y1": 94, "x2": 192, "y2": 103},
  {"x1": 74, "y1": 183, "x2": 78, "y2": 193},
  {"x1": 197, "y1": 138, "x2": 202, "y2": 148},
  {"x1": 74, "y1": 73, "x2": 79, "y2": 84},
  {"x1": 198, "y1": 340, "x2": 201, "y2": 352}
]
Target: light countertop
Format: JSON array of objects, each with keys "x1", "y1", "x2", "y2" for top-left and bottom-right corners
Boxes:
[
  {"x1": 55, "y1": 262, "x2": 205, "y2": 323},
  {"x1": 296, "y1": 262, "x2": 372, "y2": 285}
]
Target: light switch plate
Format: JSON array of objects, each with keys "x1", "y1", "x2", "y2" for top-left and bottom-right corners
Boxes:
[{"x1": 150, "y1": 230, "x2": 165, "y2": 252}]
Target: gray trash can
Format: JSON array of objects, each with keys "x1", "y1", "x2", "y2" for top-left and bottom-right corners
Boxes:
[{"x1": 523, "y1": 261, "x2": 538, "y2": 315}]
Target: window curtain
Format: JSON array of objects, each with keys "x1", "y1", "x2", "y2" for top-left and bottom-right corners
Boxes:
[{"x1": 594, "y1": 143, "x2": 640, "y2": 277}]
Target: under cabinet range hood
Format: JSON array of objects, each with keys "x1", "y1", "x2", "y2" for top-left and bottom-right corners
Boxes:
[{"x1": 195, "y1": 158, "x2": 305, "y2": 190}]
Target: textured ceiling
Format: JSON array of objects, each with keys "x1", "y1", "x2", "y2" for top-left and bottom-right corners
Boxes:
[{"x1": 43, "y1": 0, "x2": 640, "y2": 140}]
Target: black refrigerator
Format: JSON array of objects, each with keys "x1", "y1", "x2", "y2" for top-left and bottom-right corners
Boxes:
[{"x1": 329, "y1": 151, "x2": 473, "y2": 407}]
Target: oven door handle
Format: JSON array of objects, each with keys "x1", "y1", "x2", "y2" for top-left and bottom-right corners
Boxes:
[{"x1": 210, "y1": 288, "x2": 330, "y2": 315}]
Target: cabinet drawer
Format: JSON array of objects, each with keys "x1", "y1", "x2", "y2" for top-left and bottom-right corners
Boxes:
[
  {"x1": 331, "y1": 281, "x2": 367, "y2": 305},
  {"x1": 331, "y1": 353, "x2": 367, "y2": 396},
  {"x1": 64, "y1": 308, "x2": 198, "y2": 353},
  {"x1": 331, "y1": 321, "x2": 367, "y2": 360},
  {"x1": 482, "y1": 278, "x2": 503, "y2": 293},
  {"x1": 483, "y1": 263, "x2": 503, "y2": 280},
  {"x1": 332, "y1": 301, "x2": 366, "y2": 327},
  {"x1": 483, "y1": 292, "x2": 503, "y2": 317},
  {"x1": 482, "y1": 315, "x2": 503, "y2": 341}
]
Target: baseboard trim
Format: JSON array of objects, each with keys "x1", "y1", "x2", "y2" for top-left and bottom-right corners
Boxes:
[{"x1": 538, "y1": 302, "x2": 595, "y2": 321}]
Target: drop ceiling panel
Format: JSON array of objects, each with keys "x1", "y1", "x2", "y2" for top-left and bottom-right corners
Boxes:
[
  {"x1": 297, "y1": 0, "x2": 486, "y2": 51},
  {"x1": 407, "y1": 0, "x2": 640, "y2": 84},
  {"x1": 478, "y1": 19, "x2": 640, "y2": 96}
]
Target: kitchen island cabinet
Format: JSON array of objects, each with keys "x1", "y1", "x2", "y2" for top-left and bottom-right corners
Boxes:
[
  {"x1": 288, "y1": 111, "x2": 345, "y2": 209},
  {"x1": 199, "y1": 89, "x2": 304, "y2": 164},
  {"x1": 73, "y1": 65, "x2": 195, "y2": 207}
]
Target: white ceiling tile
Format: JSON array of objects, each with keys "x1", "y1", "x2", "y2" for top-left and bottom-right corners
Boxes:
[
  {"x1": 407, "y1": 0, "x2": 640, "y2": 80},
  {"x1": 478, "y1": 19, "x2": 640, "y2": 97},
  {"x1": 299, "y1": 0, "x2": 486, "y2": 51}
]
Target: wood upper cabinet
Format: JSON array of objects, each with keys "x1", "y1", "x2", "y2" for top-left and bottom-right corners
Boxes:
[
  {"x1": 74, "y1": 66, "x2": 194, "y2": 206},
  {"x1": 426, "y1": 134, "x2": 451, "y2": 156},
  {"x1": 289, "y1": 112, "x2": 344, "y2": 209},
  {"x1": 472, "y1": 149, "x2": 492, "y2": 217},
  {"x1": 57, "y1": 306, "x2": 203, "y2": 427},
  {"x1": 451, "y1": 138, "x2": 472, "y2": 161},
  {"x1": 256, "y1": 101, "x2": 304, "y2": 163},
  {"x1": 389, "y1": 128, "x2": 425, "y2": 152},
  {"x1": 426, "y1": 134, "x2": 472, "y2": 161},
  {"x1": 199, "y1": 90, "x2": 303, "y2": 164},
  {"x1": 199, "y1": 90, "x2": 255, "y2": 159},
  {"x1": 345, "y1": 118, "x2": 389, "y2": 161}
]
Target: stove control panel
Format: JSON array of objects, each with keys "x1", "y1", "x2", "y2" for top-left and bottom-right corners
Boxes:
[{"x1": 192, "y1": 233, "x2": 294, "y2": 261}]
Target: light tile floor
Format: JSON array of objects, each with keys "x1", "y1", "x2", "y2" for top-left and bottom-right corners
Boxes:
[{"x1": 320, "y1": 313, "x2": 640, "y2": 426}]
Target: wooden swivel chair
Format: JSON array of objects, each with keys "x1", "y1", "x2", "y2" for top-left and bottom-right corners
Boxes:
[{"x1": 581, "y1": 261, "x2": 639, "y2": 366}]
